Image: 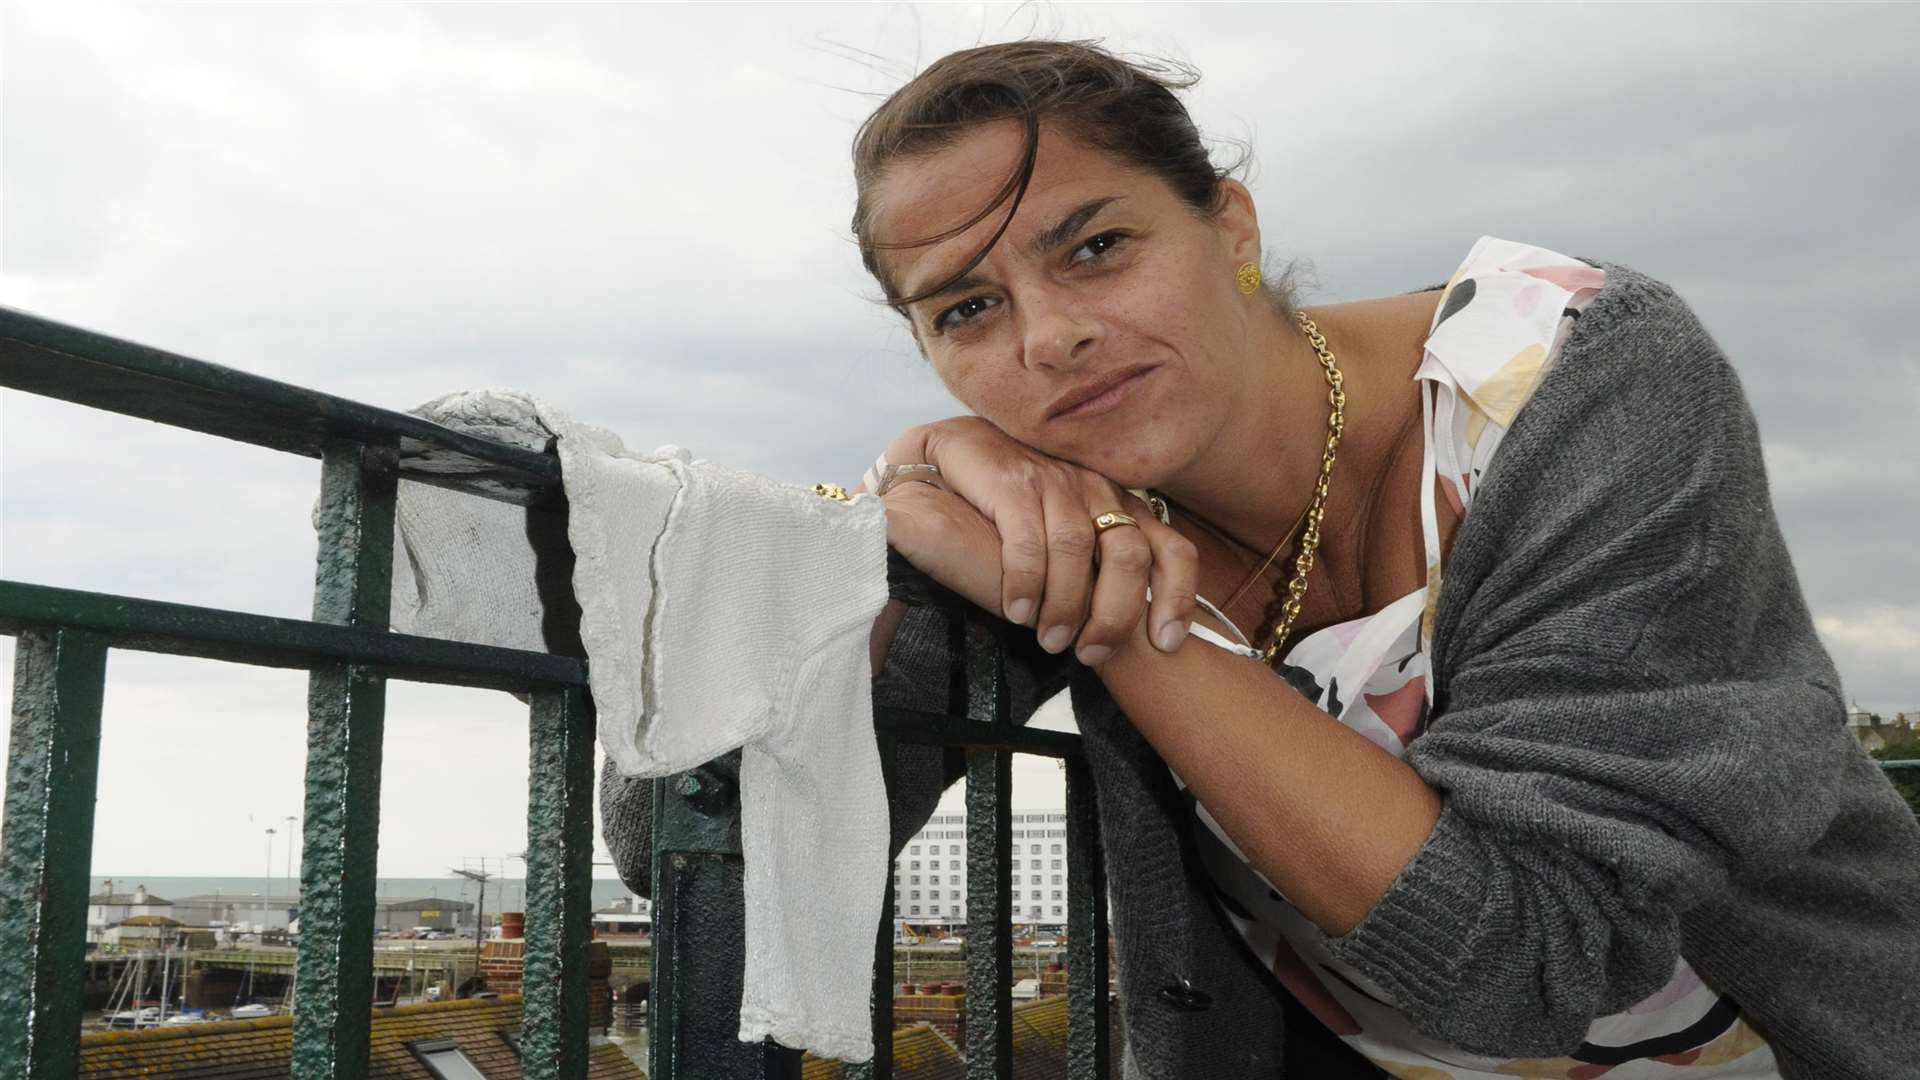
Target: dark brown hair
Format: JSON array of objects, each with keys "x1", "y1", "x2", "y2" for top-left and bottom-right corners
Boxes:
[{"x1": 850, "y1": 39, "x2": 1295, "y2": 314}]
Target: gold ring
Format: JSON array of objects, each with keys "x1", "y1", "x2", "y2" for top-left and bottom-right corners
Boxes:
[{"x1": 1092, "y1": 511, "x2": 1139, "y2": 534}]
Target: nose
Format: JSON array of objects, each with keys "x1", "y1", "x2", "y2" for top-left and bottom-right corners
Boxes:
[{"x1": 1020, "y1": 287, "x2": 1101, "y2": 372}]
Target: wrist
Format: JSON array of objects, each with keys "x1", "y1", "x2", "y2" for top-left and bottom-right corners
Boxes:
[
  {"x1": 882, "y1": 424, "x2": 935, "y2": 469},
  {"x1": 1091, "y1": 609, "x2": 1157, "y2": 673}
]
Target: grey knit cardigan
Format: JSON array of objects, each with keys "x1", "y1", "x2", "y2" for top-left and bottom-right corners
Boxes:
[{"x1": 599, "y1": 261, "x2": 1920, "y2": 1078}]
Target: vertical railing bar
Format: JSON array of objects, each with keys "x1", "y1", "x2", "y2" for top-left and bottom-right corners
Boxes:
[
  {"x1": 647, "y1": 779, "x2": 674, "y2": 1080},
  {"x1": 1063, "y1": 754, "x2": 1109, "y2": 1078},
  {"x1": 962, "y1": 611, "x2": 1013, "y2": 1079},
  {"x1": 293, "y1": 437, "x2": 397, "y2": 1080},
  {"x1": 522, "y1": 684, "x2": 595, "y2": 1080},
  {"x1": 0, "y1": 626, "x2": 109, "y2": 1080},
  {"x1": 846, "y1": 731, "x2": 899, "y2": 1080}
]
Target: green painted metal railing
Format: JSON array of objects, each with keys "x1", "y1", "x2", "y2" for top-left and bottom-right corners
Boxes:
[
  {"x1": 0, "y1": 308, "x2": 593, "y2": 1079},
  {"x1": 0, "y1": 306, "x2": 1116, "y2": 1080},
  {"x1": 8, "y1": 305, "x2": 1908, "y2": 1080},
  {"x1": 645, "y1": 605, "x2": 1112, "y2": 1079}
]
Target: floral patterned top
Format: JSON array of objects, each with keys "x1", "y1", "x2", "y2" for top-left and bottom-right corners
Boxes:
[{"x1": 1163, "y1": 238, "x2": 1782, "y2": 1078}]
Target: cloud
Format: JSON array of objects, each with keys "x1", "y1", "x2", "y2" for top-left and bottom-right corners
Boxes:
[
  {"x1": 1816, "y1": 605, "x2": 1920, "y2": 714},
  {"x1": 5, "y1": 2, "x2": 1915, "y2": 873}
]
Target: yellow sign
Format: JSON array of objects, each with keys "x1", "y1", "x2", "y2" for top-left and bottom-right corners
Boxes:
[{"x1": 420, "y1": 910, "x2": 440, "y2": 918}]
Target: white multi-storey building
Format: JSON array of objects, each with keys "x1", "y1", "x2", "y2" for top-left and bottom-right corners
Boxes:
[{"x1": 893, "y1": 808, "x2": 1071, "y2": 927}]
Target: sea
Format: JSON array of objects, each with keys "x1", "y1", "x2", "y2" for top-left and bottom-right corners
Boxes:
[{"x1": 91, "y1": 875, "x2": 642, "y2": 913}]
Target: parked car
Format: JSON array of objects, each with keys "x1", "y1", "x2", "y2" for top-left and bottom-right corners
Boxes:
[{"x1": 1031, "y1": 937, "x2": 1059, "y2": 948}]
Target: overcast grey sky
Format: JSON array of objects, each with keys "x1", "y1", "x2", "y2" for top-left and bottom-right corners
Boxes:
[{"x1": 3, "y1": 3, "x2": 1915, "y2": 878}]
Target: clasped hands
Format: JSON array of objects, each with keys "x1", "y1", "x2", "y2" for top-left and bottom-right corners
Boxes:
[{"x1": 863, "y1": 417, "x2": 1198, "y2": 668}]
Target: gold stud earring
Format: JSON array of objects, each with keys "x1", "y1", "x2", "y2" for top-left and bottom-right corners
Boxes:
[{"x1": 1235, "y1": 261, "x2": 1261, "y2": 295}]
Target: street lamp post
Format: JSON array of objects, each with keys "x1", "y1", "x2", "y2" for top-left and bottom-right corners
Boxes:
[
  {"x1": 284, "y1": 815, "x2": 298, "y2": 922},
  {"x1": 264, "y1": 827, "x2": 276, "y2": 926}
]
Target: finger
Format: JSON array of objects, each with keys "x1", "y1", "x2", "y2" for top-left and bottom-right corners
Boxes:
[
  {"x1": 1076, "y1": 514, "x2": 1154, "y2": 665},
  {"x1": 995, "y1": 465, "x2": 1049, "y2": 626},
  {"x1": 1034, "y1": 482, "x2": 1097, "y2": 654},
  {"x1": 881, "y1": 482, "x2": 1005, "y2": 614},
  {"x1": 1140, "y1": 516, "x2": 1200, "y2": 653}
]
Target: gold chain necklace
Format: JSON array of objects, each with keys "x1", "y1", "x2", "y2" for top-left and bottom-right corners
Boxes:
[
  {"x1": 1145, "y1": 310, "x2": 1346, "y2": 665},
  {"x1": 1265, "y1": 310, "x2": 1346, "y2": 663}
]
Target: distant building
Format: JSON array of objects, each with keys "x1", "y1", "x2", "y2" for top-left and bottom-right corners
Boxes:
[
  {"x1": 894, "y1": 808, "x2": 1072, "y2": 928},
  {"x1": 88, "y1": 882, "x2": 174, "y2": 938},
  {"x1": 102, "y1": 914, "x2": 187, "y2": 949},
  {"x1": 375, "y1": 896, "x2": 474, "y2": 931},
  {"x1": 1848, "y1": 704, "x2": 1914, "y2": 752},
  {"x1": 591, "y1": 895, "x2": 651, "y2": 938},
  {"x1": 172, "y1": 893, "x2": 300, "y2": 932}
]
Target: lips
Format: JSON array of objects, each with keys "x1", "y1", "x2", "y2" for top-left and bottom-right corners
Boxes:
[{"x1": 1048, "y1": 365, "x2": 1156, "y2": 420}]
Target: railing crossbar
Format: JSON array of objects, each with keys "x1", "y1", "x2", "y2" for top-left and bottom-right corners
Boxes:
[
  {"x1": 0, "y1": 580, "x2": 586, "y2": 693},
  {"x1": 1, "y1": 308, "x2": 562, "y2": 507}
]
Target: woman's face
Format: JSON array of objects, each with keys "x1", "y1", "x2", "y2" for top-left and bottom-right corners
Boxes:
[{"x1": 869, "y1": 120, "x2": 1264, "y2": 490}]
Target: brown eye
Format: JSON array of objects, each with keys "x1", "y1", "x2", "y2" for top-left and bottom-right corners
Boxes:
[
  {"x1": 1070, "y1": 231, "x2": 1127, "y2": 265},
  {"x1": 935, "y1": 295, "x2": 999, "y2": 331}
]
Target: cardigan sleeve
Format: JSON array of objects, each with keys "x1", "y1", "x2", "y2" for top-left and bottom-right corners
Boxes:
[{"x1": 1320, "y1": 271, "x2": 1879, "y2": 1056}]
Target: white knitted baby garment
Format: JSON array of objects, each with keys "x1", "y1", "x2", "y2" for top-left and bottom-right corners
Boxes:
[{"x1": 374, "y1": 388, "x2": 890, "y2": 1062}]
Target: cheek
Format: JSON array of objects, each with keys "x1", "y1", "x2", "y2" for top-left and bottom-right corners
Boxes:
[{"x1": 933, "y1": 353, "x2": 1030, "y2": 431}]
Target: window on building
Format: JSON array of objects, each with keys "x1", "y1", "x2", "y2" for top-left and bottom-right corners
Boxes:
[
  {"x1": 950, "y1": 890, "x2": 960, "y2": 900},
  {"x1": 929, "y1": 904, "x2": 942, "y2": 916},
  {"x1": 1029, "y1": 844, "x2": 1041, "y2": 854},
  {"x1": 1051, "y1": 843, "x2": 1062, "y2": 853},
  {"x1": 910, "y1": 860, "x2": 920, "y2": 869},
  {"x1": 1052, "y1": 905, "x2": 1063, "y2": 916},
  {"x1": 910, "y1": 845, "x2": 920, "y2": 854},
  {"x1": 948, "y1": 844, "x2": 960, "y2": 854},
  {"x1": 1051, "y1": 859, "x2": 1062, "y2": 869},
  {"x1": 1030, "y1": 907, "x2": 1043, "y2": 917},
  {"x1": 929, "y1": 875, "x2": 940, "y2": 885},
  {"x1": 911, "y1": 905, "x2": 921, "y2": 915},
  {"x1": 408, "y1": 1040, "x2": 488, "y2": 1080},
  {"x1": 911, "y1": 875, "x2": 920, "y2": 885},
  {"x1": 1051, "y1": 875, "x2": 1062, "y2": 885},
  {"x1": 911, "y1": 890, "x2": 921, "y2": 900},
  {"x1": 1030, "y1": 860, "x2": 1042, "y2": 870},
  {"x1": 1051, "y1": 890, "x2": 1062, "y2": 900}
]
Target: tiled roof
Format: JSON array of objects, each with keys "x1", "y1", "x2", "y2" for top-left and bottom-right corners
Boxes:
[
  {"x1": 799, "y1": 997, "x2": 1111, "y2": 1080},
  {"x1": 801, "y1": 1022, "x2": 963, "y2": 1080},
  {"x1": 79, "y1": 996, "x2": 642, "y2": 1079},
  {"x1": 89, "y1": 893, "x2": 172, "y2": 905}
]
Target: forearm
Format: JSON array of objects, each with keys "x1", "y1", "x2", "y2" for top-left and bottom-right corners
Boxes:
[{"x1": 1095, "y1": 612, "x2": 1442, "y2": 936}]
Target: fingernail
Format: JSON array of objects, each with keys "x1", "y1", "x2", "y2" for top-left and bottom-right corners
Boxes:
[
  {"x1": 1007, "y1": 598, "x2": 1034, "y2": 625},
  {"x1": 1155, "y1": 621, "x2": 1188, "y2": 652},
  {"x1": 1077, "y1": 644, "x2": 1112, "y2": 667},
  {"x1": 1040, "y1": 625, "x2": 1073, "y2": 653}
]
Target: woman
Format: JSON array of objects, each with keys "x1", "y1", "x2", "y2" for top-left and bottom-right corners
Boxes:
[{"x1": 840, "y1": 39, "x2": 1920, "y2": 1080}]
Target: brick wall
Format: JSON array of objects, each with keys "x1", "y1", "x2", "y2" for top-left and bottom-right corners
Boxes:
[
  {"x1": 894, "y1": 983, "x2": 965, "y2": 1045},
  {"x1": 478, "y1": 939, "x2": 613, "y2": 1031}
]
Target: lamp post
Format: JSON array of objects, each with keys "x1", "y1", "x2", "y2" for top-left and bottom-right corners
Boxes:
[
  {"x1": 264, "y1": 827, "x2": 276, "y2": 924},
  {"x1": 284, "y1": 815, "x2": 298, "y2": 922}
]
